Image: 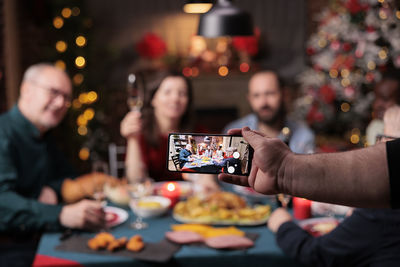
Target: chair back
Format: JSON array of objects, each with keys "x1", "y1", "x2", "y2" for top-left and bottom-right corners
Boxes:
[{"x1": 108, "y1": 143, "x2": 126, "y2": 178}]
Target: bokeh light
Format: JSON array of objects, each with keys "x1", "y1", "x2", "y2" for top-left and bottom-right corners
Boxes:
[
  {"x1": 79, "y1": 147, "x2": 90, "y2": 160},
  {"x1": 54, "y1": 60, "x2": 66, "y2": 70},
  {"x1": 73, "y1": 74, "x2": 84, "y2": 86},
  {"x1": 53, "y1": 17, "x2": 64, "y2": 29},
  {"x1": 61, "y1": 8, "x2": 72, "y2": 18},
  {"x1": 75, "y1": 56, "x2": 86, "y2": 68},
  {"x1": 239, "y1": 63, "x2": 250, "y2": 73},
  {"x1": 55, "y1": 41, "x2": 67, "y2": 53},
  {"x1": 218, "y1": 66, "x2": 229, "y2": 77},
  {"x1": 75, "y1": 36, "x2": 87, "y2": 47}
]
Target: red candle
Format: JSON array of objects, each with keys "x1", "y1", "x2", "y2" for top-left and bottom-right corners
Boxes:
[
  {"x1": 293, "y1": 197, "x2": 312, "y2": 220},
  {"x1": 161, "y1": 182, "x2": 181, "y2": 207}
]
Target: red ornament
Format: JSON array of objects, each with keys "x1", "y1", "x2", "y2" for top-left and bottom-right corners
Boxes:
[
  {"x1": 232, "y1": 35, "x2": 259, "y2": 56},
  {"x1": 345, "y1": 0, "x2": 369, "y2": 15},
  {"x1": 136, "y1": 33, "x2": 167, "y2": 59},
  {"x1": 319, "y1": 85, "x2": 336, "y2": 104},
  {"x1": 330, "y1": 41, "x2": 341, "y2": 51},
  {"x1": 306, "y1": 47, "x2": 315, "y2": 55},
  {"x1": 307, "y1": 104, "x2": 325, "y2": 124},
  {"x1": 342, "y1": 43, "x2": 352, "y2": 52}
]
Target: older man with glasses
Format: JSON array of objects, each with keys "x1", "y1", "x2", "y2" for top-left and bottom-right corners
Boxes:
[{"x1": 0, "y1": 63, "x2": 105, "y2": 266}]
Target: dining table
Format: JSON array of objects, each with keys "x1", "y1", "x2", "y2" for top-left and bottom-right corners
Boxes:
[{"x1": 33, "y1": 204, "x2": 299, "y2": 267}]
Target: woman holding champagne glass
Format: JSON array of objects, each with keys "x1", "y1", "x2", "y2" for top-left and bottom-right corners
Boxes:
[{"x1": 120, "y1": 70, "x2": 218, "y2": 191}]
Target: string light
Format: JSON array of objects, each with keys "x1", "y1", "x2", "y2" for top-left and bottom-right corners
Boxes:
[
  {"x1": 61, "y1": 8, "x2": 72, "y2": 18},
  {"x1": 55, "y1": 41, "x2": 67, "y2": 53},
  {"x1": 75, "y1": 56, "x2": 86, "y2": 68},
  {"x1": 73, "y1": 74, "x2": 84, "y2": 86},
  {"x1": 75, "y1": 36, "x2": 87, "y2": 47},
  {"x1": 79, "y1": 147, "x2": 90, "y2": 160},
  {"x1": 329, "y1": 69, "x2": 338, "y2": 78},
  {"x1": 87, "y1": 91, "x2": 98, "y2": 103},
  {"x1": 54, "y1": 60, "x2": 66, "y2": 70},
  {"x1": 53, "y1": 17, "x2": 64, "y2": 29},
  {"x1": 378, "y1": 49, "x2": 387, "y2": 59},
  {"x1": 341, "y1": 102, "x2": 350, "y2": 112},
  {"x1": 72, "y1": 7, "x2": 80, "y2": 16},
  {"x1": 341, "y1": 78, "x2": 350, "y2": 87},
  {"x1": 239, "y1": 62, "x2": 250, "y2": 73},
  {"x1": 77, "y1": 115, "x2": 87, "y2": 126},
  {"x1": 350, "y1": 134, "x2": 360, "y2": 144},
  {"x1": 72, "y1": 99, "x2": 82, "y2": 109},
  {"x1": 379, "y1": 10, "x2": 387, "y2": 19},
  {"x1": 79, "y1": 93, "x2": 88, "y2": 103},
  {"x1": 218, "y1": 66, "x2": 229, "y2": 77},
  {"x1": 396, "y1": 10, "x2": 400, "y2": 19},
  {"x1": 318, "y1": 38, "x2": 327, "y2": 48},
  {"x1": 367, "y1": 61, "x2": 376, "y2": 70},
  {"x1": 182, "y1": 67, "x2": 192, "y2": 77},
  {"x1": 83, "y1": 108, "x2": 95, "y2": 120},
  {"x1": 78, "y1": 125, "x2": 88, "y2": 136},
  {"x1": 341, "y1": 69, "x2": 349, "y2": 78},
  {"x1": 192, "y1": 67, "x2": 199, "y2": 77}
]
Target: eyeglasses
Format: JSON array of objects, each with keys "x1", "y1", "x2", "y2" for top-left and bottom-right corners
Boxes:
[
  {"x1": 376, "y1": 134, "x2": 399, "y2": 142},
  {"x1": 30, "y1": 81, "x2": 72, "y2": 107}
]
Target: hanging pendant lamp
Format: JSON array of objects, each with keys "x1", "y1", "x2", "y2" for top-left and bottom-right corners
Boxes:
[{"x1": 197, "y1": 0, "x2": 253, "y2": 37}]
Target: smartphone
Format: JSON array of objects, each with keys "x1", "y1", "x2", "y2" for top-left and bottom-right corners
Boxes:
[{"x1": 167, "y1": 133, "x2": 253, "y2": 175}]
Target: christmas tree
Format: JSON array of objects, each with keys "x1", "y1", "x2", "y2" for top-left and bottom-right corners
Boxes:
[{"x1": 295, "y1": 0, "x2": 400, "y2": 146}]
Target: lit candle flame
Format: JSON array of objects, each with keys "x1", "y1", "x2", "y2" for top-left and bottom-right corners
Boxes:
[{"x1": 167, "y1": 182, "x2": 176, "y2": 192}]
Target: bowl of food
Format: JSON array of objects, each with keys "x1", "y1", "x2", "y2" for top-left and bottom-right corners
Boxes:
[{"x1": 129, "y1": 196, "x2": 171, "y2": 218}]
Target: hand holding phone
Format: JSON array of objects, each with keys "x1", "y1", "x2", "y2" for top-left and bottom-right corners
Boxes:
[{"x1": 167, "y1": 133, "x2": 253, "y2": 175}]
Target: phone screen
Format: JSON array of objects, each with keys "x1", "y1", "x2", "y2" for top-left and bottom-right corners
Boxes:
[{"x1": 167, "y1": 133, "x2": 253, "y2": 175}]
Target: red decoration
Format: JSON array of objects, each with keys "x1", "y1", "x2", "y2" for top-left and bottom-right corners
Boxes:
[
  {"x1": 342, "y1": 42, "x2": 352, "y2": 52},
  {"x1": 306, "y1": 47, "x2": 315, "y2": 55},
  {"x1": 345, "y1": 0, "x2": 369, "y2": 15},
  {"x1": 161, "y1": 182, "x2": 181, "y2": 207},
  {"x1": 293, "y1": 197, "x2": 312, "y2": 220},
  {"x1": 136, "y1": 33, "x2": 167, "y2": 59},
  {"x1": 232, "y1": 28, "x2": 260, "y2": 56},
  {"x1": 319, "y1": 85, "x2": 336, "y2": 104},
  {"x1": 307, "y1": 104, "x2": 325, "y2": 124}
]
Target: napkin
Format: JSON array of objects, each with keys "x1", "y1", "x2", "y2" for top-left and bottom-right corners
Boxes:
[{"x1": 55, "y1": 235, "x2": 181, "y2": 263}]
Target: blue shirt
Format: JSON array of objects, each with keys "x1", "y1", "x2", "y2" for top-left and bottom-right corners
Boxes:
[
  {"x1": 223, "y1": 113, "x2": 315, "y2": 154},
  {"x1": 178, "y1": 149, "x2": 192, "y2": 168}
]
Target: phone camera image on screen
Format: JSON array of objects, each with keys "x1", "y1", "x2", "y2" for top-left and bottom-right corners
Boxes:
[{"x1": 167, "y1": 133, "x2": 253, "y2": 175}]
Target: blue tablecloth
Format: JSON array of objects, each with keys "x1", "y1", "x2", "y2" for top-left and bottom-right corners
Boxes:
[{"x1": 36, "y1": 207, "x2": 299, "y2": 267}]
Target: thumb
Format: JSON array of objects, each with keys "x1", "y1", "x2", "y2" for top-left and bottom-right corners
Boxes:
[{"x1": 242, "y1": 127, "x2": 267, "y2": 149}]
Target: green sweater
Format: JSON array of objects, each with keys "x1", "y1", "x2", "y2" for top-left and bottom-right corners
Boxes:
[{"x1": 0, "y1": 106, "x2": 76, "y2": 234}]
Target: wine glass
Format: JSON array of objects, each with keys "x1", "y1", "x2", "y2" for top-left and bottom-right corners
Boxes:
[
  {"x1": 91, "y1": 161, "x2": 108, "y2": 205},
  {"x1": 126, "y1": 73, "x2": 144, "y2": 111},
  {"x1": 277, "y1": 194, "x2": 292, "y2": 209},
  {"x1": 128, "y1": 178, "x2": 153, "y2": 229}
]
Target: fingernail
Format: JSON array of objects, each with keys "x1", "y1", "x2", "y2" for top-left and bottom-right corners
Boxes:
[{"x1": 243, "y1": 127, "x2": 250, "y2": 131}]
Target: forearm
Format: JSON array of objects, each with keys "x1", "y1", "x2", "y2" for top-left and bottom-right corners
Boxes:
[
  {"x1": 0, "y1": 191, "x2": 63, "y2": 233},
  {"x1": 125, "y1": 138, "x2": 147, "y2": 183},
  {"x1": 280, "y1": 143, "x2": 390, "y2": 208}
]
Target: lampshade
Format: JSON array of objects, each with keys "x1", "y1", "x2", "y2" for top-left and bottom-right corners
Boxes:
[
  {"x1": 197, "y1": 0, "x2": 253, "y2": 37},
  {"x1": 183, "y1": 0, "x2": 213, "y2": 14}
]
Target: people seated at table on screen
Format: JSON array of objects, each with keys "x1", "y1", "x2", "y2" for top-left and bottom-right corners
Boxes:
[{"x1": 179, "y1": 144, "x2": 193, "y2": 168}]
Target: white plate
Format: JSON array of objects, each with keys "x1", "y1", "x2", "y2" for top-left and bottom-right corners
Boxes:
[
  {"x1": 172, "y1": 212, "x2": 269, "y2": 226},
  {"x1": 104, "y1": 206, "x2": 129, "y2": 228},
  {"x1": 298, "y1": 217, "x2": 340, "y2": 236}
]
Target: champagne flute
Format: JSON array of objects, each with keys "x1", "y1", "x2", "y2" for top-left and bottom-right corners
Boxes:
[
  {"x1": 127, "y1": 73, "x2": 144, "y2": 111},
  {"x1": 128, "y1": 178, "x2": 153, "y2": 229},
  {"x1": 92, "y1": 161, "x2": 108, "y2": 205}
]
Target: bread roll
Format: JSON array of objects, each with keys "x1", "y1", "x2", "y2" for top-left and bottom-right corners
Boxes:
[{"x1": 61, "y1": 172, "x2": 117, "y2": 203}]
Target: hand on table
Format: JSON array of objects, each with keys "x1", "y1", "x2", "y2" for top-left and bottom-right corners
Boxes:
[
  {"x1": 59, "y1": 199, "x2": 105, "y2": 231},
  {"x1": 267, "y1": 208, "x2": 293, "y2": 233},
  {"x1": 120, "y1": 110, "x2": 142, "y2": 139},
  {"x1": 218, "y1": 127, "x2": 292, "y2": 195},
  {"x1": 38, "y1": 186, "x2": 58, "y2": 205}
]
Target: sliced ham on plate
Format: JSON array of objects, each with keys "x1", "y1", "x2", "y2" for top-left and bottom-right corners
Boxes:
[
  {"x1": 165, "y1": 231, "x2": 204, "y2": 244},
  {"x1": 204, "y1": 235, "x2": 254, "y2": 249}
]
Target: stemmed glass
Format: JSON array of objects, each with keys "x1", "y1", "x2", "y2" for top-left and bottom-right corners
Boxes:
[
  {"x1": 126, "y1": 73, "x2": 144, "y2": 111},
  {"x1": 277, "y1": 194, "x2": 292, "y2": 209},
  {"x1": 92, "y1": 161, "x2": 108, "y2": 205},
  {"x1": 128, "y1": 178, "x2": 153, "y2": 229}
]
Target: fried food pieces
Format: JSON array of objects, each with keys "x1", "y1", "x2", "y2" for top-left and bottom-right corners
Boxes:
[
  {"x1": 87, "y1": 232, "x2": 144, "y2": 252},
  {"x1": 126, "y1": 235, "x2": 145, "y2": 252}
]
